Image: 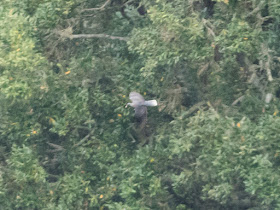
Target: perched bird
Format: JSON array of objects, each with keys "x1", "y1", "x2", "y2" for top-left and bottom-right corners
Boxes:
[{"x1": 126, "y1": 92, "x2": 158, "y2": 129}]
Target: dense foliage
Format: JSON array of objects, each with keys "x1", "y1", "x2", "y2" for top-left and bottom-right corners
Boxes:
[{"x1": 1, "y1": 0, "x2": 280, "y2": 209}]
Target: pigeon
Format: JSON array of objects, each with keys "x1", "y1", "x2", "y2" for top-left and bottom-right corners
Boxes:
[{"x1": 126, "y1": 92, "x2": 157, "y2": 129}]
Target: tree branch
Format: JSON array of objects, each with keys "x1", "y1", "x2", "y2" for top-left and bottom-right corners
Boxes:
[
  {"x1": 58, "y1": 27, "x2": 128, "y2": 42},
  {"x1": 70, "y1": 33, "x2": 128, "y2": 41},
  {"x1": 82, "y1": 0, "x2": 111, "y2": 12},
  {"x1": 246, "y1": 1, "x2": 264, "y2": 17},
  {"x1": 47, "y1": 142, "x2": 64, "y2": 151},
  {"x1": 232, "y1": 95, "x2": 245, "y2": 106},
  {"x1": 73, "y1": 130, "x2": 95, "y2": 147},
  {"x1": 47, "y1": 142, "x2": 65, "y2": 153},
  {"x1": 202, "y1": 19, "x2": 215, "y2": 39},
  {"x1": 260, "y1": 43, "x2": 273, "y2": 82}
]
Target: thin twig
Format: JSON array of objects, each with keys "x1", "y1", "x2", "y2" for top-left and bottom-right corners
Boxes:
[{"x1": 82, "y1": 0, "x2": 111, "y2": 12}]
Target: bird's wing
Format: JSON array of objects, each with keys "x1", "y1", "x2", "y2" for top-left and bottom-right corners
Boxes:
[
  {"x1": 129, "y1": 92, "x2": 145, "y2": 104},
  {"x1": 134, "y1": 106, "x2": 147, "y2": 130}
]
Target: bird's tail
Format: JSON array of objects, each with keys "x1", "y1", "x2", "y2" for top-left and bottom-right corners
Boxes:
[{"x1": 144, "y1": 100, "x2": 157, "y2": 106}]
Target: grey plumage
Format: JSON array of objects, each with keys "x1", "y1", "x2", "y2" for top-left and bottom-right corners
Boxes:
[{"x1": 126, "y1": 92, "x2": 157, "y2": 129}]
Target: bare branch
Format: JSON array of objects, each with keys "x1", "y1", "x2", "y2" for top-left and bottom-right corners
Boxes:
[
  {"x1": 47, "y1": 142, "x2": 65, "y2": 150},
  {"x1": 82, "y1": 0, "x2": 111, "y2": 12},
  {"x1": 181, "y1": 101, "x2": 207, "y2": 118},
  {"x1": 260, "y1": 44, "x2": 273, "y2": 82},
  {"x1": 202, "y1": 19, "x2": 215, "y2": 39},
  {"x1": 265, "y1": 57, "x2": 273, "y2": 82},
  {"x1": 47, "y1": 142, "x2": 65, "y2": 153},
  {"x1": 246, "y1": 1, "x2": 264, "y2": 17},
  {"x1": 57, "y1": 27, "x2": 128, "y2": 42},
  {"x1": 74, "y1": 130, "x2": 94, "y2": 147},
  {"x1": 232, "y1": 95, "x2": 245, "y2": 106},
  {"x1": 197, "y1": 62, "x2": 210, "y2": 77},
  {"x1": 70, "y1": 33, "x2": 128, "y2": 41}
]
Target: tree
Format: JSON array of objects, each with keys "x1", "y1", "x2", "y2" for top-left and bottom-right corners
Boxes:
[{"x1": 1, "y1": 0, "x2": 280, "y2": 209}]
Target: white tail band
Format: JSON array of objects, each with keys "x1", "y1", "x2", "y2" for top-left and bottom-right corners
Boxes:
[{"x1": 144, "y1": 100, "x2": 158, "y2": 106}]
